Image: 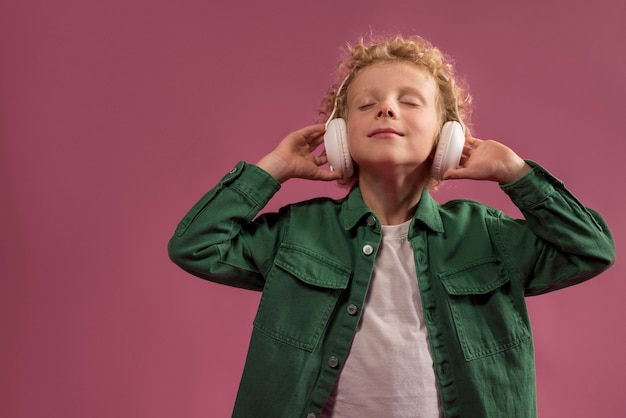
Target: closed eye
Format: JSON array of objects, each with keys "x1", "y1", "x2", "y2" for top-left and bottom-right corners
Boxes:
[
  {"x1": 399, "y1": 95, "x2": 422, "y2": 107},
  {"x1": 358, "y1": 103, "x2": 375, "y2": 110}
]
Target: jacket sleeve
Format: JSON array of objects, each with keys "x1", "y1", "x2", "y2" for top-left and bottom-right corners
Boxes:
[
  {"x1": 168, "y1": 161, "x2": 284, "y2": 291},
  {"x1": 500, "y1": 161, "x2": 615, "y2": 296}
]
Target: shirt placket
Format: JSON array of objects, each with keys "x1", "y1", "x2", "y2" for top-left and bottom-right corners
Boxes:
[{"x1": 304, "y1": 214, "x2": 381, "y2": 418}]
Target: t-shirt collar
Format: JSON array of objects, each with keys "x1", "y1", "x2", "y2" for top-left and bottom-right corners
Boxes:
[{"x1": 341, "y1": 186, "x2": 444, "y2": 233}]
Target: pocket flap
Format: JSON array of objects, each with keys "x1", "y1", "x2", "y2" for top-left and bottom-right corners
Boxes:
[
  {"x1": 275, "y1": 243, "x2": 351, "y2": 289},
  {"x1": 439, "y1": 257, "x2": 508, "y2": 295}
]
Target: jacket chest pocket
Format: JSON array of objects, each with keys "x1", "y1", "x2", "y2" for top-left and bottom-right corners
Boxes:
[
  {"x1": 439, "y1": 257, "x2": 531, "y2": 361},
  {"x1": 253, "y1": 244, "x2": 351, "y2": 352}
]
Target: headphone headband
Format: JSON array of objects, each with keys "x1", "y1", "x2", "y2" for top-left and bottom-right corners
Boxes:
[{"x1": 325, "y1": 74, "x2": 351, "y2": 128}]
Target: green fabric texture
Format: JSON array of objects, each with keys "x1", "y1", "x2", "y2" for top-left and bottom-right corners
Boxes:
[{"x1": 169, "y1": 161, "x2": 614, "y2": 418}]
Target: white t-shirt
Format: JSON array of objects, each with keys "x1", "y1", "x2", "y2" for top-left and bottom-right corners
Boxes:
[{"x1": 322, "y1": 220, "x2": 442, "y2": 417}]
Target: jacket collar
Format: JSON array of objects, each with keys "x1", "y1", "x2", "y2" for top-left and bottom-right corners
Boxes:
[{"x1": 341, "y1": 186, "x2": 444, "y2": 233}]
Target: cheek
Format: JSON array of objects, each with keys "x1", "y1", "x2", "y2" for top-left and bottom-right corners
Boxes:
[
  {"x1": 345, "y1": 114, "x2": 359, "y2": 132},
  {"x1": 345, "y1": 118, "x2": 361, "y2": 144},
  {"x1": 419, "y1": 114, "x2": 441, "y2": 142}
]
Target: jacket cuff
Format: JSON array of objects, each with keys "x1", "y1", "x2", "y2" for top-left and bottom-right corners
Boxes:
[
  {"x1": 500, "y1": 160, "x2": 563, "y2": 209},
  {"x1": 225, "y1": 161, "x2": 281, "y2": 207}
]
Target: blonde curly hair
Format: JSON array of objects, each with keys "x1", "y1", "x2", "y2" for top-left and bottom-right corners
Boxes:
[{"x1": 319, "y1": 34, "x2": 472, "y2": 187}]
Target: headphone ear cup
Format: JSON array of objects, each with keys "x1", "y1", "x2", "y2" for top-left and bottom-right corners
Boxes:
[
  {"x1": 324, "y1": 118, "x2": 353, "y2": 178},
  {"x1": 432, "y1": 121, "x2": 464, "y2": 180}
]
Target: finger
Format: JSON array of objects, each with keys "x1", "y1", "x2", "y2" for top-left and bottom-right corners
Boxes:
[
  {"x1": 308, "y1": 133, "x2": 326, "y2": 150},
  {"x1": 465, "y1": 136, "x2": 481, "y2": 148},
  {"x1": 315, "y1": 154, "x2": 329, "y2": 166},
  {"x1": 443, "y1": 167, "x2": 470, "y2": 180},
  {"x1": 313, "y1": 169, "x2": 343, "y2": 182},
  {"x1": 299, "y1": 123, "x2": 327, "y2": 141}
]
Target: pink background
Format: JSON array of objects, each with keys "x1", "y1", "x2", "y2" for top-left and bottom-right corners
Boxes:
[{"x1": 1, "y1": 0, "x2": 624, "y2": 417}]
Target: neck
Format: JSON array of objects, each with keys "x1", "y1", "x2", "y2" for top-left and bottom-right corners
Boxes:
[{"x1": 358, "y1": 166, "x2": 429, "y2": 225}]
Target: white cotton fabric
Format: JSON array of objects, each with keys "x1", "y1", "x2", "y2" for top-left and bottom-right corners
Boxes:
[{"x1": 322, "y1": 220, "x2": 442, "y2": 418}]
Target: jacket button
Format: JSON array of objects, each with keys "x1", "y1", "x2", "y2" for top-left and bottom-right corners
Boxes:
[
  {"x1": 347, "y1": 304, "x2": 358, "y2": 315},
  {"x1": 328, "y1": 356, "x2": 339, "y2": 368},
  {"x1": 366, "y1": 215, "x2": 376, "y2": 226},
  {"x1": 307, "y1": 414, "x2": 316, "y2": 418},
  {"x1": 362, "y1": 244, "x2": 374, "y2": 255}
]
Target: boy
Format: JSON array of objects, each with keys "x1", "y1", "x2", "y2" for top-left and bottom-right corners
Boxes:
[{"x1": 168, "y1": 35, "x2": 615, "y2": 417}]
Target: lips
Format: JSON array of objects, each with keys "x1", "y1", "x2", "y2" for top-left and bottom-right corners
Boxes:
[{"x1": 368, "y1": 128, "x2": 404, "y2": 137}]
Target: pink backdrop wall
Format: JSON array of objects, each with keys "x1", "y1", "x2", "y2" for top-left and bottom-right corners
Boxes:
[{"x1": 1, "y1": 0, "x2": 624, "y2": 417}]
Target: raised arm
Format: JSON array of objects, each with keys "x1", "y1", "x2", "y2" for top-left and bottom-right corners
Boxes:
[
  {"x1": 168, "y1": 124, "x2": 340, "y2": 290},
  {"x1": 445, "y1": 135, "x2": 614, "y2": 294}
]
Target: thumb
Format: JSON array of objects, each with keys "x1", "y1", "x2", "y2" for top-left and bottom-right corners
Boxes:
[
  {"x1": 442, "y1": 167, "x2": 469, "y2": 180},
  {"x1": 314, "y1": 169, "x2": 343, "y2": 182}
]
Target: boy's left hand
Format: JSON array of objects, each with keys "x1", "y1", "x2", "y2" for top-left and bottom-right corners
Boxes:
[{"x1": 443, "y1": 136, "x2": 531, "y2": 184}]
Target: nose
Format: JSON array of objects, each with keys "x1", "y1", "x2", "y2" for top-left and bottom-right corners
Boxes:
[{"x1": 376, "y1": 102, "x2": 397, "y2": 119}]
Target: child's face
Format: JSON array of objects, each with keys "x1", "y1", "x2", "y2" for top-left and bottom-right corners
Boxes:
[{"x1": 345, "y1": 61, "x2": 440, "y2": 177}]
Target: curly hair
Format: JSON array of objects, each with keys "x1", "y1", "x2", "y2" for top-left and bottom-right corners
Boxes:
[{"x1": 319, "y1": 34, "x2": 472, "y2": 187}]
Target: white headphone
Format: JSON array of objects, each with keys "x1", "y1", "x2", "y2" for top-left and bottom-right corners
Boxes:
[
  {"x1": 324, "y1": 75, "x2": 353, "y2": 177},
  {"x1": 323, "y1": 73, "x2": 465, "y2": 180}
]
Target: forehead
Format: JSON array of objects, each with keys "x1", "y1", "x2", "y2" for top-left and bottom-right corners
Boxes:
[{"x1": 347, "y1": 61, "x2": 437, "y2": 99}]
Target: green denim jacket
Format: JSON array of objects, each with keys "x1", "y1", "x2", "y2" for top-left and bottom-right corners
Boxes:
[{"x1": 168, "y1": 161, "x2": 614, "y2": 418}]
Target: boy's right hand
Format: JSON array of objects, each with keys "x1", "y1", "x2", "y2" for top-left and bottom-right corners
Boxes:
[{"x1": 256, "y1": 124, "x2": 343, "y2": 184}]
